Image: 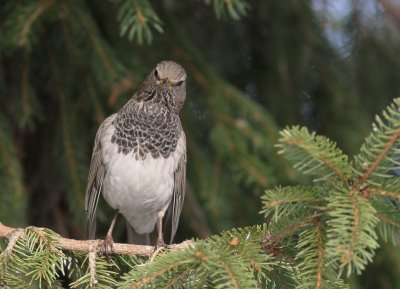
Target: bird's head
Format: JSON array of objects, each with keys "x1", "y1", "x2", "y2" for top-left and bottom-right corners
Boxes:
[
  {"x1": 136, "y1": 60, "x2": 187, "y2": 114},
  {"x1": 154, "y1": 61, "x2": 186, "y2": 88}
]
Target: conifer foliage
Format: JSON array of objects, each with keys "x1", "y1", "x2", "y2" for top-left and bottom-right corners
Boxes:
[
  {"x1": 2, "y1": 98, "x2": 400, "y2": 288},
  {"x1": 262, "y1": 98, "x2": 400, "y2": 287},
  {"x1": 1, "y1": 0, "x2": 400, "y2": 288}
]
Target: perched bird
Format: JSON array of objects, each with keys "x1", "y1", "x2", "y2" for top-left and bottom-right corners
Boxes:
[{"x1": 85, "y1": 60, "x2": 187, "y2": 246}]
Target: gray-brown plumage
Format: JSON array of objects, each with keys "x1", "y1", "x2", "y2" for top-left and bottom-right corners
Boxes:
[{"x1": 85, "y1": 60, "x2": 187, "y2": 245}]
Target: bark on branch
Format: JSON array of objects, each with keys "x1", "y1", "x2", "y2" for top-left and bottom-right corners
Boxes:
[{"x1": 0, "y1": 222, "x2": 194, "y2": 257}]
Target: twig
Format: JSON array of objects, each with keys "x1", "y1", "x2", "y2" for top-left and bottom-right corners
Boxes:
[
  {"x1": 88, "y1": 244, "x2": 97, "y2": 286},
  {"x1": 0, "y1": 223, "x2": 195, "y2": 257},
  {"x1": 360, "y1": 127, "x2": 400, "y2": 184}
]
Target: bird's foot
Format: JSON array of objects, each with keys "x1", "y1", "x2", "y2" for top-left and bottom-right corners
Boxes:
[
  {"x1": 156, "y1": 237, "x2": 167, "y2": 248},
  {"x1": 98, "y1": 233, "x2": 114, "y2": 257},
  {"x1": 149, "y1": 240, "x2": 167, "y2": 262}
]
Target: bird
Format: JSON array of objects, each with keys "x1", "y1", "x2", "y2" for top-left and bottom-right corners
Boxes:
[{"x1": 85, "y1": 60, "x2": 187, "y2": 246}]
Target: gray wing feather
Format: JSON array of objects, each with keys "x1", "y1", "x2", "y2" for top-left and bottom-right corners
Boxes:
[
  {"x1": 85, "y1": 114, "x2": 115, "y2": 239},
  {"x1": 167, "y1": 134, "x2": 186, "y2": 244}
]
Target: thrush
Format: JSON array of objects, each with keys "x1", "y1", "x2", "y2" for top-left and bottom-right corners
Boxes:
[{"x1": 85, "y1": 60, "x2": 187, "y2": 246}]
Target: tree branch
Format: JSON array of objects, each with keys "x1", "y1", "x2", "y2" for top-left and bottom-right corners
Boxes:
[
  {"x1": 361, "y1": 127, "x2": 400, "y2": 184},
  {"x1": 0, "y1": 223, "x2": 194, "y2": 257}
]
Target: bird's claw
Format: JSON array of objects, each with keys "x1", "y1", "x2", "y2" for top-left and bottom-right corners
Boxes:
[
  {"x1": 156, "y1": 238, "x2": 167, "y2": 248},
  {"x1": 149, "y1": 240, "x2": 167, "y2": 262},
  {"x1": 98, "y1": 233, "x2": 114, "y2": 256}
]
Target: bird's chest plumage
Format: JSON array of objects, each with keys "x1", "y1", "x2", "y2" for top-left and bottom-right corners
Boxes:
[{"x1": 100, "y1": 102, "x2": 185, "y2": 234}]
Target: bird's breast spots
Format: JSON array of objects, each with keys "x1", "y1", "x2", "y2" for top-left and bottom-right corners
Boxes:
[{"x1": 110, "y1": 105, "x2": 182, "y2": 159}]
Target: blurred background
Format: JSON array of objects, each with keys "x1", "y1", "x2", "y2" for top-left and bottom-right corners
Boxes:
[{"x1": 0, "y1": 0, "x2": 400, "y2": 287}]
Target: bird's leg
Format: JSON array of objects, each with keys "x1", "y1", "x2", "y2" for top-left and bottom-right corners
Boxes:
[
  {"x1": 150, "y1": 211, "x2": 167, "y2": 259},
  {"x1": 156, "y1": 211, "x2": 166, "y2": 247},
  {"x1": 106, "y1": 210, "x2": 119, "y2": 239},
  {"x1": 100, "y1": 210, "x2": 119, "y2": 255}
]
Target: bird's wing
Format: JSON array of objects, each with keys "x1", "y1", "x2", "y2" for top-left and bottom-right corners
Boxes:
[
  {"x1": 85, "y1": 114, "x2": 116, "y2": 239},
  {"x1": 165, "y1": 132, "x2": 187, "y2": 244}
]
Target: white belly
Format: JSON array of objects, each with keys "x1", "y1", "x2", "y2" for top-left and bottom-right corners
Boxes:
[{"x1": 100, "y1": 123, "x2": 185, "y2": 234}]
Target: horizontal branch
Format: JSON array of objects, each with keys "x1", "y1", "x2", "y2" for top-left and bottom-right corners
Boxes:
[
  {"x1": 369, "y1": 189, "x2": 400, "y2": 199},
  {"x1": 360, "y1": 126, "x2": 400, "y2": 184},
  {"x1": 0, "y1": 222, "x2": 194, "y2": 257}
]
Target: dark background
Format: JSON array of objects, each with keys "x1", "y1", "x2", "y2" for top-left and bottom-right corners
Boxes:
[{"x1": 1, "y1": 0, "x2": 400, "y2": 288}]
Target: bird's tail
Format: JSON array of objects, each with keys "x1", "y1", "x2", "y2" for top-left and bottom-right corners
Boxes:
[{"x1": 127, "y1": 224, "x2": 150, "y2": 245}]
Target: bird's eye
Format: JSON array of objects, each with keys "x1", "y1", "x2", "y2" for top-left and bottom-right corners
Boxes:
[
  {"x1": 175, "y1": 80, "x2": 184, "y2": 87},
  {"x1": 154, "y1": 69, "x2": 160, "y2": 79}
]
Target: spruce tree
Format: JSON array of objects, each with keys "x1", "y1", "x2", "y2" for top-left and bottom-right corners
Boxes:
[{"x1": 1, "y1": 0, "x2": 400, "y2": 288}]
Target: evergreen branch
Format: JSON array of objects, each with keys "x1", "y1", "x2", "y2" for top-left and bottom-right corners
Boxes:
[
  {"x1": 217, "y1": 228, "x2": 271, "y2": 282},
  {"x1": 0, "y1": 223, "x2": 194, "y2": 257},
  {"x1": 369, "y1": 188, "x2": 400, "y2": 199},
  {"x1": 162, "y1": 266, "x2": 191, "y2": 289},
  {"x1": 264, "y1": 211, "x2": 317, "y2": 248},
  {"x1": 0, "y1": 226, "x2": 65, "y2": 287},
  {"x1": 204, "y1": 0, "x2": 250, "y2": 20},
  {"x1": 261, "y1": 186, "x2": 320, "y2": 221},
  {"x1": 71, "y1": 2, "x2": 118, "y2": 79},
  {"x1": 376, "y1": 213, "x2": 400, "y2": 229},
  {"x1": 361, "y1": 127, "x2": 400, "y2": 183},
  {"x1": 316, "y1": 222, "x2": 324, "y2": 289},
  {"x1": 295, "y1": 222, "x2": 324, "y2": 289},
  {"x1": 114, "y1": 0, "x2": 163, "y2": 44},
  {"x1": 0, "y1": 229, "x2": 30, "y2": 288},
  {"x1": 371, "y1": 199, "x2": 400, "y2": 245},
  {"x1": 118, "y1": 249, "x2": 199, "y2": 288},
  {"x1": 277, "y1": 126, "x2": 352, "y2": 181},
  {"x1": 219, "y1": 83, "x2": 279, "y2": 139},
  {"x1": 206, "y1": 238, "x2": 265, "y2": 288},
  {"x1": 216, "y1": 114, "x2": 268, "y2": 152},
  {"x1": 218, "y1": 259, "x2": 240, "y2": 289},
  {"x1": 230, "y1": 239, "x2": 263, "y2": 275},
  {"x1": 295, "y1": 219, "x2": 347, "y2": 289},
  {"x1": 326, "y1": 188, "x2": 379, "y2": 275},
  {"x1": 0, "y1": 228, "x2": 24, "y2": 264},
  {"x1": 24, "y1": 228, "x2": 65, "y2": 287},
  {"x1": 350, "y1": 191, "x2": 360, "y2": 251},
  {"x1": 118, "y1": 226, "x2": 269, "y2": 288},
  {"x1": 210, "y1": 124, "x2": 273, "y2": 186},
  {"x1": 18, "y1": 0, "x2": 53, "y2": 47},
  {"x1": 71, "y1": 253, "x2": 118, "y2": 288},
  {"x1": 132, "y1": 262, "x2": 184, "y2": 289},
  {"x1": 354, "y1": 97, "x2": 400, "y2": 184},
  {"x1": 262, "y1": 186, "x2": 319, "y2": 207},
  {"x1": 223, "y1": 128, "x2": 270, "y2": 186}
]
